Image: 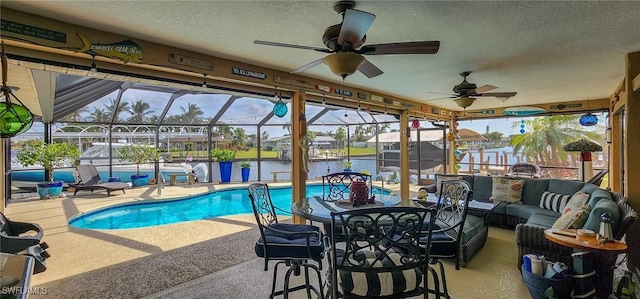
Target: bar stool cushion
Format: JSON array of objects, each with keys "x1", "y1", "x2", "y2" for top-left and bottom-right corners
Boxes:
[{"x1": 254, "y1": 223, "x2": 324, "y2": 259}]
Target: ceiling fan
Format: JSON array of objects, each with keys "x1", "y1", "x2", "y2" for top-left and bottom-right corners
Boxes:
[
  {"x1": 428, "y1": 71, "x2": 518, "y2": 108},
  {"x1": 254, "y1": 0, "x2": 440, "y2": 79}
]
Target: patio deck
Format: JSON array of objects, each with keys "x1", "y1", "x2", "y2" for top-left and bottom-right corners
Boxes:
[{"x1": 4, "y1": 181, "x2": 529, "y2": 298}]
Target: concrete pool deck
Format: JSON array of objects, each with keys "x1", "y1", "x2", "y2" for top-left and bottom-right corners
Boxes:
[{"x1": 4, "y1": 180, "x2": 426, "y2": 298}]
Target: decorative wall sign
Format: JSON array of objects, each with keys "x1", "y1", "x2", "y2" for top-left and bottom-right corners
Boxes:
[
  {"x1": 76, "y1": 33, "x2": 143, "y2": 63},
  {"x1": 334, "y1": 88, "x2": 352, "y2": 97},
  {"x1": 550, "y1": 103, "x2": 582, "y2": 110},
  {"x1": 168, "y1": 53, "x2": 213, "y2": 70},
  {"x1": 467, "y1": 109, "x2": 496, "y2": 114},
  {"x1": 357, "y1": 92, "x2": 367, "y2": 99},
  {"x1": 503, "y1": 106, "x2": 546, "y2": 116},
  {"x1": 1, "y1": 20, "x2": 66, "y2": 43},
  {"x1": 231, "y1": 67, "x2": 266, "y2": 80},
  {"x1": 315, "y1": 84, "x2": 333, "y2": 93},
  {"x1": 371, "y1": 95, "x2": 384, "y2": 102},
  {"x1": 383, "y1": 98, "x2": 394, "y2": 104},
  {"x1": 273, "y1": 76, "x2": 311, "y2": 88},
  {"x1": 432, "y1": 108, "x2": 439, "y2": 114}
]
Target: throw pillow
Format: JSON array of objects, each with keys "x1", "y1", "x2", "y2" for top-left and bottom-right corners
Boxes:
[
  {"x1": 539, "y1": 191, "x2": 571, "y2": 213},
  {"x1": 489, "y1": 177, "x2": 525, "y2": 204},
  {"x1": 435, "y1": 175, "x2": 463, "y2": 194},
  {"x1": 562, "y1": 191, "x2": 590, "y2": 214},
  {"x1": 552, "y1": 205, "x2": 592, "y2": 229}
]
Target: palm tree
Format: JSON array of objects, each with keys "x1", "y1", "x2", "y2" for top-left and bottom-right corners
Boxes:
[
  {"x1": 213, "y1": 122, "x2": 234, "y2": 139},
  {"x1": 104, "y1": 98, "x2": 131, "y2": 122},
  {"x1": 510, "y1": 115, "x2": 601, "y2": 177},
  {"x1": 335, "y1": 127, "x2": 347, "y2": 146},
  {"x1": 61, "y1": 107, "x2": 88, "y2": 122},
  {"x1": 127, "y1": 100, "x2": 154, "y2": 123},
  {"x1": 87, "y1": 107, "x2": 110, "y2": 123},
  {"x1": 232, "y1": 127, "x2": 248, "y2": 150},
  {"x1": 180, "y1": 103, "x2": 204, "y2": 126}
]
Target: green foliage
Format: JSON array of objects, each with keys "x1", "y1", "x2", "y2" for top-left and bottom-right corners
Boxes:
[
  {"x1": 241, "y1": 161, "x2": 251, "y2": 169},
  {"x1": 118, "y1": 143, "x2": 160, "y2": 175},
  {"x1": 211, "y1": 148, "x2": 236, "y2": 162},
  {"x1": 360, "y1": 169, "x2": 371, "y2": 176},
  {"x1": 343, "y1": 160, "x2": 352, "y2": 169},
  {"x1": 16, "y1": 140, "x2": 80, "y2": 182}
]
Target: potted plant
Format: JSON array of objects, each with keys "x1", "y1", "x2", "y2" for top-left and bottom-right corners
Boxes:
[
  {"x1": 119, "y1": 143, "x2": 159, "y2": 187},
  {"x1": 16, "y1": 140, "x2": 80, "y2": 199},
  {"x1": 240, "y1": 161, "x2": 251, "y2": 182},
  {"x1": 211, "y1": 148, "x2": 236, "y2": 183},
  {"x1": 343, "y1": 160, "x2": 353, "y2": 172}
]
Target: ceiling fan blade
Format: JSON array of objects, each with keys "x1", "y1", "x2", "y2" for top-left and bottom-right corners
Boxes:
[
  {"x1": 357, "y1": 58, "x2": 383, "y2": 78},
  {"x1": 468, "y1": 84, "x2": 497, "y2": 95},
  {"x1": 359, "y1": 41, "x2": 440, "y2": 55},
  {"x1": 338, "y1": 9, "x2": 375, "y2": 49},
  {"x1": 424, "y1": 96, "x2": 455, "y2": 102},
  {"x1": 291, "y1": 58, "x2": 325, "y2": 74},
  {"x1": 254, "y1": 40, "x2": 332, "y2": 53},
  {"x1": 477, "y1": 92, "x2": 518, "y2": 98}
]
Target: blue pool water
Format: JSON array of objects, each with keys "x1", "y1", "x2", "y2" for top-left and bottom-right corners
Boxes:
[{"x1": 69, "y1": 185, "x2": 389, "y2": 230}]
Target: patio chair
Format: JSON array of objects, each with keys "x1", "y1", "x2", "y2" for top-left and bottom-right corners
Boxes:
[
  {"x1": 1, "y1": 212, "x2": 51, "y2": 273},
  {"x1": 586, "y1": 169, "x2": 608, "y2": 186},
  {"x1": 329, "y1": 206, "x2": 436, "y2": 298},
  {"x1": 507, "y1": 162, "x2": 541, "y2": 178},
  {"x1": 247, "y1": 183, "x2": 325, "y2": 299},
  {"x1": 322, "y1": 171, "x2": 372, "y2": 202},
  {"x1": 68, "y1": 164, "x2": 128, "y2": 196},
  {"x1": 419, "y1": 179, "x2": 473, "y2": 299}
]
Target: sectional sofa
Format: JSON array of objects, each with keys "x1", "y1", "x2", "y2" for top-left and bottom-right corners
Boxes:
[{"x1": 420, "y1": 174, "x2": 637, "y2": 278}]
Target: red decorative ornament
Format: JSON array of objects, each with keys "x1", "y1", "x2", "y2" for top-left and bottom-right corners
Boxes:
[
  {"x1": 365, "y1": 106, "x2": 371, "y2": 112},
  {"x1": 349, "y1": 181, "x2": 372, "y2": 206},
  {"x1": 454, "y1": 121, "x2": 459, "y2": 127},
  {"x1": 411, "y1": 119, "x2": 420, "y2": 129}
]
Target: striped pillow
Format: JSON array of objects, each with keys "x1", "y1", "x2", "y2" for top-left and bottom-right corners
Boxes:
[
  {"x1": 539, "y1": 191, "x2": 570, "y2": 213},
  {"x1": 339, "y1": 249, "x2": 422, "y2": 297}
]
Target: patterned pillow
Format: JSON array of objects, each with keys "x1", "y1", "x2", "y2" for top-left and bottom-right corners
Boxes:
[
  {"x1": 552, "y1": 205, "x2": 592, "y2": 229},
  {"x1": 435, "y1": 175, "x2": 463, "y2": 194},
  {"x1": 539, "y1": 191, "x2": 570, "y2": 213},
  {"x1": 563, "y1": 191, "x2": 590, "y2": 214},
  {"x1": 339, "y1": 249, "x2": 421, "y2": 297},
  {"x1": 489, "y1": 177, "x2": 525, "y2": 204}
]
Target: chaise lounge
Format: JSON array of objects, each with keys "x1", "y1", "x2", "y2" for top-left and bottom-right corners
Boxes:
[{"x1": 69, "y1": 164, "x2": 129, "y2": 197}]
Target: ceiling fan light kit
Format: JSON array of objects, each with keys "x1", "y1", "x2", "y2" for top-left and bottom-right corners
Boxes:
[
  {"x1": 453, "y1": 97, "x2": 476, "y2": 108},
  {"x1": 323, "y1": 52, "x2": 365, "y2": 79}
]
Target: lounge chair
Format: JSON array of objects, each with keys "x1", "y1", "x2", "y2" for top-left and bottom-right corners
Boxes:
[{"x1": 69, "y1": 164, "x2": 128, "y2": 196}]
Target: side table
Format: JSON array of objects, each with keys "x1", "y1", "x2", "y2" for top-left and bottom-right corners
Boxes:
[{"x1": 544, "y1": 229, "x2": 627, "y2": 299}]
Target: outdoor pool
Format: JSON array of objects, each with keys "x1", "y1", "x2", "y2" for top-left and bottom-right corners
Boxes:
[{"x1": 68, "y1": 184, "x2": 390, "y2": 230}]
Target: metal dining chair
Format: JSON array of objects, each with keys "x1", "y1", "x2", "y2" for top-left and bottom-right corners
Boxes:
[
  {"x1": 321, "y1": 171, "x2": 372, "y2": 202},
  {"x1": 247, "y1": 183, "x2": 325, "y2": 299},
  {"x1": 419, "y1": 179, "x2": 473, "y2": 299},
  {"x1": 329, "y1": 206, "x2": 436, "y2": 299}
]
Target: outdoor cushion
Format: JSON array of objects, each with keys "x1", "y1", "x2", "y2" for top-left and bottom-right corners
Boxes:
[
  {"x1": 563, "y1": 191, "x2": 590, "y2": 214},
  {"x1": 339, "y1": 249, "x2": 421, "y2": 297},
  {"x1": 520, "y1": 178, "x2": 550, "y2": 206},
  {"x1": 254, "y1": 223, "x2": 324, "y2": 259},
  {"x1": 582, "y1": 198, "x2": 620, "y2": 233},
  {"x1": 547, "y1": 179, "x2": 584, "y2": 195},
  {"x1": 459, "y1": 214, "x2": 485, "y2": 244},
  {"x1": 587, "y1": 189, "x2": 613, "y2": 207},
  {"x1": 552, "y1": 205, "x2": 591, "y2": 229},
  {"x1": 507, "y1": 204, "x2": 560, "y2": 221},
  {"x1": 490, "y1": 177, "x2": 525, "y2": 204},
  {"x1": 526, "y1": 213, "x2": 560, "y2": 228},
  {"x1": 539, "y1": 191, "x2": 570, "y2": 213},
  {"x1": 472, "y1": 175, "x2": 493, "y2": 200}
]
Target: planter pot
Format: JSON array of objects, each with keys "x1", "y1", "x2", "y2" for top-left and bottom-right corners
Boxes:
[
  {"x1": 521, "y1": 266, "x2": 573, "y2": 299},
  {"x1": 343, "y1": 168, "x2": 352, "y2": 172},
  {"x1": 241, "y1": 168, "x2": 250, "y2": 182},
  {"x1": 36, "y1": 181, "x2": 64, "y2": 199},
  {"x1": 131, "y1": 174, "x2": 149, "y2": 187},
  {"x1": 219, "y1": 161, "x2": 233, "y2": 183}
]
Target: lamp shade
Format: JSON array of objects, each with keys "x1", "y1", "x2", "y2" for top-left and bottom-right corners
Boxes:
[
  {"x1": 579, "y1": 112, "x2": 598, "y2": 126},
  {"x1": 453, "y1": 97, "x2": 476, "y2": 108},
  {"x1": 563, "y1": 139, "x2": 603, "y2": 152},
  {"x1": 323, "y1": 52, "x2": 365, "y2": 79}
]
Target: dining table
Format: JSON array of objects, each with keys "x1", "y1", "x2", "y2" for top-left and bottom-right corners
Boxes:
[{"x1": 291, "y1": 194, "x2": 418, "y2": 224}]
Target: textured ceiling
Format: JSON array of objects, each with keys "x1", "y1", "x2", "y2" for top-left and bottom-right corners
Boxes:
[{"x1": 2, "y1": 0, "x2": 640, "y2": 111}]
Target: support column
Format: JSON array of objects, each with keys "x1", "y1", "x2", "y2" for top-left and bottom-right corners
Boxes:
[
  {"x1": 399, "y1": 110, "x2": 410, "y2": 202},
  {"x1": 291, "y1": 91, "x2": 307, "y2": 224},
  {"x1": 624, "y1": 51, "x2": 640, "y2": 272}
]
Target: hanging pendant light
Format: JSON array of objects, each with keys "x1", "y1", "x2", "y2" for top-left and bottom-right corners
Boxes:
[
  {"x1": 0, "y1": 42, "x2": 34, "y2": 138},
  {"x1": 89, "y1": 54, "x2": 98, "y2": 77}
]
